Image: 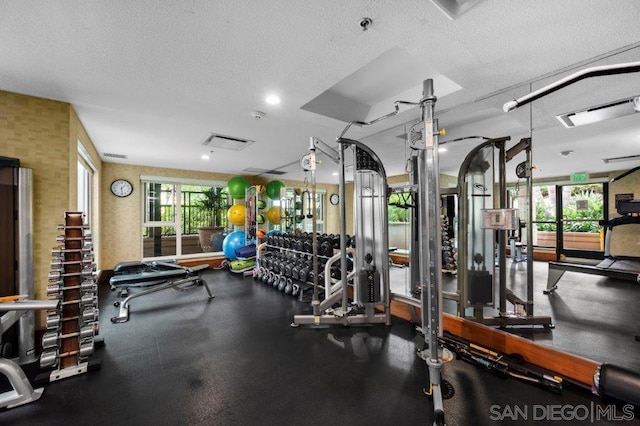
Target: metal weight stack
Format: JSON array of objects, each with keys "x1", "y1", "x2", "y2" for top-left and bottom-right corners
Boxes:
[{"x1": 40, "y1": 212, "x2": 100, "y2": 381}]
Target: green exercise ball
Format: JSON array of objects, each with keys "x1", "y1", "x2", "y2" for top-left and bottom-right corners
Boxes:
[
  {"x1": 266, "y1": 180, "x2": 284, "y2": 200},
  {"x1": 228, "y1": 177, "x2": 249, "y2": 199}
]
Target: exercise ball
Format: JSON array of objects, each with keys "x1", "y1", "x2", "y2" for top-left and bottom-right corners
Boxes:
[
  {"x1": 256, "y1": 200, "x2": 267, "y2": 210},
  {"x1": 266, "y1": 180, "x2": 284, "y2": 200},
  {"x1": 222, "y1": 231, "x2": 246, "y2": 260},
  {"x1": 228, "y1": 177, "x2": 249, "y2": 199},
  {"x1": 227, "y1": 204, "x2": 246, "y2": 226},
  {"x1": 256, "y1": 213, "x2": 265, "y2": 224},
  {"x1": 265, "y1": 206, "x2": 283, "y2": 224}
]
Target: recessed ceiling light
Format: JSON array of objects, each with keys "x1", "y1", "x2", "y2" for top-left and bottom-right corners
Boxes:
[
  {"x1": 332, "y1": 172, "x2": 339, "y2": 176},
  {"x1": 438, "y1": 147, "x2": 447, "y2": 153},
  {"x1": 201, "y1": 154, "x2": 210, "y2": 160},
  {"x1": 265, "y1": 95, "x2": 281, "y2": 105}
]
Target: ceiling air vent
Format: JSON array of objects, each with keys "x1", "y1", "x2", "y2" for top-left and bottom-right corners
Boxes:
[
  {"x1": 243, "y1": 167, "x2": 287, "y2": 176},
  {"x1": 556, "y1": 96, "x2": 640, "y2": 128},
  {"x1": 202, "y1": 133, "x2": 255, "y2": 151},
  {"x1": 103, "y1": 152, "x2": 127, "y2": 159}
]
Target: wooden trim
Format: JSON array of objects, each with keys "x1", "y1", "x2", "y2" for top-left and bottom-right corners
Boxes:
[
  {"x1": 389, "y1": 298, "x2": 599, "y2": 387},
  {"x1": 389, "y1": 253, "x2": 409, "y2": 265}
]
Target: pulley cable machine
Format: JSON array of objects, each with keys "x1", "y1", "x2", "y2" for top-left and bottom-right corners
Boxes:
[
  {"x1": 293, "y1": 79, "x2": 450, "y2": 426},
  {"x1": 452, "y1": 136, "x2": 553, "y2": 328},
  {"x1": 292, "y1": 134, "x2": 392, "y2": 325}
]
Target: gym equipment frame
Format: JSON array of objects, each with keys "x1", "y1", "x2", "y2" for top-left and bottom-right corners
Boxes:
[
  {"x1": 453, "y1": 137, "x2": 553, "y2": 328},
  {"x1": 292, "y1": 133, "x2": 392, "y2": 326},
  {"x1": 0, "y1": 298, "x2": 59, "y2": 409},
  {"x1": 293, "y1": 79, "x2": 449, "y2": 425}
]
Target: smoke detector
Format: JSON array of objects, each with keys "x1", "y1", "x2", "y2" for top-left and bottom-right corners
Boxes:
[{"x1": 251, "y1": 110, "x2": 266, "y2": 120}]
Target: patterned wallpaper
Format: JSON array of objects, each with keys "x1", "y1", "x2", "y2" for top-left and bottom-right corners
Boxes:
[{"x1": 0, "y1": 91, "x2": 102, "y2": 327}]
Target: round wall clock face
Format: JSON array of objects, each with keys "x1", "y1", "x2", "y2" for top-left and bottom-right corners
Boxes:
[
  {"x1": 110, "y1": 179, "x2": 133, "y2": 197},
  {"x1": 329, "y1": 193, "x2": 339, "y2": 205}
]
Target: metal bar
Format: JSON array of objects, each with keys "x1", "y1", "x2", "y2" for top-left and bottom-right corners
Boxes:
[
  {"x1": 338, "y1": 140, "x2": 348, "y2": 313},
  {"x1": 503, "y1": 61, "x2": 640, "y2": 112},
  {"x1": 526, "y1": 146, "x2": 534, "y2": 316},
  {"x1": 498, "y1": 143, "x2": 507, "y2": 315}
]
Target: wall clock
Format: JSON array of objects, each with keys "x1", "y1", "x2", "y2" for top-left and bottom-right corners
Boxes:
[
  {"x1": 110, "y1": 179, "x2": 133, "y2": 197},
  {"x1": 329, "y1": 193, "x2": 339, "y2": 205}
]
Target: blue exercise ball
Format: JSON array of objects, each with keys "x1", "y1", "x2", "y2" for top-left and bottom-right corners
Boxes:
[{"x1": 222, "y1": 231, "x2": 246, "y2": 260}]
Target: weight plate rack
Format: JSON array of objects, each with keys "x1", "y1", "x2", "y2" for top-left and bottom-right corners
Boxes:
[{"x1": 40, "y1": 211, "x2": 100, "y2": 381}]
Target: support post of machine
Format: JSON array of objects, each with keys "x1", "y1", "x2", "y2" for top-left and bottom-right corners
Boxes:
[
  {"x1": 338, "y1": 140, "x2": 349, "y2": 313},
  {"x1": 409, "y1": 156, "x2": 421, "y2": 296},
  {"x1": 498, "y1": 143, "x2": 507, "y2": 315},
  {"x1": 526, "y1": 145, "x2": 534, "y2": 315},
  {"x1": 419, "y1": 78, "x2": 445, "y2": 424}
]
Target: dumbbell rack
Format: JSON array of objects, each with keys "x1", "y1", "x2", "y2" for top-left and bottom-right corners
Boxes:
[
  {"x1": 441, "y1": 215, "x2": 457, "y2": 275},
  {"x1": 255, "y1": 232, "x2": 351, "y2": 300},
  {"x1": 40, "y1": 211, "x2": 100, "y2": 381}
]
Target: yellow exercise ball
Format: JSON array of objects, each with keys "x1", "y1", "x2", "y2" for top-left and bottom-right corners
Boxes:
[
  {"x1": 227, "y1": 204, "x2": 246, "y2": 226},
  {"x1": 265, "y1": 206, "x2": 283, "y2": 224}
]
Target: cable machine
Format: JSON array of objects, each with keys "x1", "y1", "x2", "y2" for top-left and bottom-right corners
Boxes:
[
  {"x1": 293, "y1": 79, "x2": 449, "y2": 425},
  {"x1": 292, "y1": 134, "x2": 392, "y2": 326},
  {"x1": 453, "y1": 137, "x2": 553, "y2": 328}
]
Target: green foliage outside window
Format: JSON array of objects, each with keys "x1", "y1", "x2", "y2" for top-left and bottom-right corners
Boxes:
[
  {"x1": 535, "y1": 185, "x2": 603, "y2": 233},
  {"x1": 388, "y1": 192, "x2": 412, "y2": 222}
]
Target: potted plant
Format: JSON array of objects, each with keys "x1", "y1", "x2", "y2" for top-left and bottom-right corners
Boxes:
[{"x1": 196, "y1": 187, "x2": 228, "y2": 252}]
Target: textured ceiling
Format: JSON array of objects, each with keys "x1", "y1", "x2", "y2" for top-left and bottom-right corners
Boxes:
[{"x1": 1, "y1": 1, "x2": 640, "y2": 183}]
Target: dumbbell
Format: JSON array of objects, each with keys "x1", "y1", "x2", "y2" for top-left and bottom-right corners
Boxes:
[
  {"x1": 302, "y1": 237, "x2": 312, "y2": 254},
  {"x1": 330, "y1": 265, "x2": 341, "y2": 280},
  {"x1": 320, "y1": 239, "x2": 333, "y2": 257},
  {"x1": 331, "y1": 234, "x2": 341, "y2": 249},
  {"x1": 298, "y1": 264, "x2": 309, "y2": 282},
  {"x1": 291, "y1": 261, "x2": 301, "y2": 280}
]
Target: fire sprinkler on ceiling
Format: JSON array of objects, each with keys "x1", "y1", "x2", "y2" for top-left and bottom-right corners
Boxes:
[
  {"x1": 359, "y1": 18, "x2": 372, "y2": 31},
  {"x1": 251, "y1": 111, "x2": 266, "y2": 120}
]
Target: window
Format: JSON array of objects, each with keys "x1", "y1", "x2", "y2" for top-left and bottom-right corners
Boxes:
[
  {"x1": 277, "y1": 188, "x2": 325, "y2": 233},
  {"x1": 77, "y1": 142, "x2": 96, "y2": 226},
  {"x1": 510, "y1": 182, "x2": 605, "y2": 254},
  {"x1": 388, "y1": 191, "x2": 413, "y2": 252},
  {"x1": 301, "y1": 191, "x2": 325, "y2": 233},
  {"x1": 141, "y1": 177, "x2": 228, "y2": 259}
]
